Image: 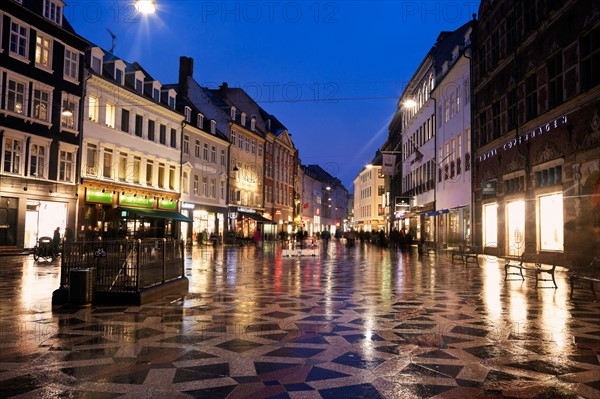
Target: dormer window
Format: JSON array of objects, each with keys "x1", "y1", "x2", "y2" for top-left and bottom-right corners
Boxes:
[
  {"x1": 251, "y1": 116, "x2": 256, "y2": 131},
  {"x1": 231, "y1": 107, "x2": 236, "y2": 120},
  {"x1": 89, "y1": 47, "x2": 104, "y2": 75},
  {"x1": 166, "y1": 88, "x2": 177, "y2": 109},
  {"x1": 184, "y1": 106, "x2": 192, "y2": 123},
  {"x1": 135, "y1": 79, "x2": 143, "y2": 93},
  {"x1": 210, "y1": 120, "x2": 216, "y2": 134},
  {"x1": 241, "y1": 112, "x2": 246, "y2": 126},
  {"x1": 115, "y1": 68, "x2": 123, "y2": 85},
  {"x1": 43, "y1": 0, "x2": 63, "y2": 25},
  {"x1": 152, "y1": 81, "x2": 161, "y2": 102},
  {"x1": 197, "y1": 113, "x2": 204, "y2": 128}
]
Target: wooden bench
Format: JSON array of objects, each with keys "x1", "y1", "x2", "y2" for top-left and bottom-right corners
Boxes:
[
  {"x1": 569, "y1": 258, "x2": 600, "y2": 299},
  {"x1": 504, "y1": 252, "x2": 557, "y2": 288},
  {"x1": 451, "y1": 243, "x2": 479, "y2": 267}
]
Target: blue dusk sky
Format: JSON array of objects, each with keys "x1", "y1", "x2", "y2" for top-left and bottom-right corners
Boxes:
[{"x1": 65, "y1": 0, "x2": 478, "y2": 191}]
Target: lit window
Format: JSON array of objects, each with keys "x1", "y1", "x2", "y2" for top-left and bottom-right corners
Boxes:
[
  {"x1": 539, "y1": 193, "x2": 564, "y2": 251},
  {"x1": 33, "y1": 88, "x2": 51, "y2": 122},
  {"x1": 7, "y1": 78, "x2": 27, "y2": 115},
  {"x1": 29, "y1": 143, "x2": 46, "y2": 177},
  {"x1": 483, "y1": 203, "x2": 497, "y2": 248},
  {"x1": 88, "y1": 96, "x2": 99, "y2": 122},
  {"x1": 61, "y1": 95, "x2": 78, "y2": 130},
  {"x1": 35, "y1": 33, "x2": 52, "y2": 69},
  {"x1": 59, "y1": 150, "x2": 74, "y2": 182},
  {"x1": 105, "y1": 103, "x2": 115, "y2": 128}
]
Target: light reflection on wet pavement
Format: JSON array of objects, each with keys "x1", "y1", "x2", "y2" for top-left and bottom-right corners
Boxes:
[{"x1": 0, "y1": 242, "x2": 598, "y2": 398}]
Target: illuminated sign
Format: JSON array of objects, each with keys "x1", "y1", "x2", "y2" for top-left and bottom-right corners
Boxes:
[
  {"x1": 482, "y1": 180, "x2": 497, "y2": 195},
  {"x1": 158, "y1": 199, "x2": 176, "y2": 210},
  {"x1": 478, "y1": 115, "x2": 568, "y2": 162},
  {"x1": 181, "y1": 202, "x2": 195, "y2": 210},
  {"x1": 237, "y1": 207, "x2": 255, "y2": 213},
  {"x1": 120, "y1": 193, "x2": 154, "y2": 207},
  {"x1": 86, "y1": 189, "x2": 113, "y2": 204}
]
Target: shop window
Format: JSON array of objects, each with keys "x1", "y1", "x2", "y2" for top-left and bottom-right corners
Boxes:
[
  {"x1": 506, "y1": 200, "x2": 525, "y2": 256},
  {"x1": 539, "y1": 193, "x2": 564, "y2": 251}
]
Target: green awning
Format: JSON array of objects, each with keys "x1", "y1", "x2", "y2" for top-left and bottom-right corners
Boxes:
[{"x1": 118, "y1": 207, "x2": 193, "y2": 222}]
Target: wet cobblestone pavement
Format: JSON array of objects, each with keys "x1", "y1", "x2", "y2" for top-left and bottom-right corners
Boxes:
[{"x1": 0, "y1": 242, "x2": 599, "y2": 398}]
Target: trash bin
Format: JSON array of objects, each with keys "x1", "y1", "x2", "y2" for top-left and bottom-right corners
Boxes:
[{"x1": 69, "y1": 267, "x2": 95, "y2": 306}]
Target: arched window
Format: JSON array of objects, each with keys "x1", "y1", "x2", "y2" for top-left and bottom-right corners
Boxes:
[
  {"x1": 423, "y1": 82, "x2": 429, "y2": 101},
  {"x1": 429, "y1": 74, "x2": 435, "y2": 92}
]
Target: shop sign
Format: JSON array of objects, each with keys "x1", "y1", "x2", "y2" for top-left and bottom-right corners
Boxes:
[
  {"x1": 159, "y1": 199, "x2": 176, "y2": 209},
  {"x1": 181, "y1": 202, "x2": 195, "y2": 210},
  {"x1": 482, "y1": 180, "x2": 497, "y2": 195},
  {"x1": 478, "y1": 115, "x2": 568, "y2": 162},
  {"x1": 120, "y1": 193, "x2": 154, "y2": 207},
  {"x1": 229, "y1": 212, "x2": 238, "y2": 219},
  {"x1": 86, "y1": 189, "x2": 113, "y2": 204},
  {"x1": 237, "y1": 207, "x2": 255, "y2": 213}
]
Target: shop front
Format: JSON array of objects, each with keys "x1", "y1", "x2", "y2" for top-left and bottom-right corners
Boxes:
[
  {"x1": 180, "y1": 202, "x2": 225, "y2": 245},
  {"x1": 81, "y1": 188, "x2": 189, "y2": 240},
  {"x1": 228, "y1": 207, "x2": 275, "y2": 239}
]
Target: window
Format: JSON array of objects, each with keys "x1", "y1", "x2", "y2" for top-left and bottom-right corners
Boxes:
[
  {"x1": 88, "y1": 96, "x2": 99, "y2": 122},
  {"x1": 210, "y1": 120, "x2": 216, "y2": 134},
  {"x1": 478, "y1": 111, "x2": 488, "y2": 146},
  {"x1": 61, "y1": 95, "x2": 78, "y2": 130},
  {"x1": 153, "y1": 88, "x2": 160, "y2": 102},
  {"x1": 210, "y1": 178, "x2": 216, "y2": 198},
  {"x1": 483, "y1": 203, "x2": 498, "y2": 247},
  {"x1": 86, "y1": 144, "x2": 98, "y2": 174},
  {"x1": 118, "y1": 152, "x2": 128, "y2": 181},
  {"x1": 182, "y1": 172, "x2": 189, "y2": 194},
  {"x1": 10, "y1": 20, "x2": 28, "y2": 59},
  {"x1": 135, "y1": 114, "x2": 143, "y2": 137},
  {"x1": 103, "y1": 149, "x2": 113, "y2": 179},
  {"x1": 221, "y1": 149, "x2": 226, "y2": 166},
  {"x1": 43, "y1": 0, "x2": 63, "y2": 24},
  {"x1": 29, "y1": 144, "x2": 46, "y2": 177},
  {"x1": 539, "y1": 193, "x2": 564, "y2": 251},
  {"x1": 507, "y1": 200, "x2": 525, "y2": 256},
  {"x1": 490, "y1": 30, "x2": 499, "y2": 66},
  {"x1": 238, "y1": 134, "x2": 243, "y2": 149},
  {"x1": 241, "y1": 112, "x2": 246, "y2": 126},
  {"x1": 507, "y1": 88, "x2": 517, "y2": 130},
  {"x1": 35, "y1": 33, "x2": 52, "y2": 69},
  {"x1": 3, "y1": 138, "x2": 22, "y2": 174},
  {"x1": 506, "y1": 9, "x2": 517, "y2": 49},
  {"x1": 231, "y1": 131, "x2": 236, "y2": 145},
  {"x1": 159, "y1": 124, "x2": 166, "y2": 145},
  {"x1": 220, "y1": 180, "x2": 225, "y2": 199},
  {"x1": 580, "y1": 27, "x2": 600, "y2": 91},
  {"x1": 535, "y1": 165, "x2": 562, "y2": 187},
  {"x1": 195, "y1": 140, "x2": 201, "y2": 158},
  {"x1": 59, "y1": 150, "x2": 74, "y2": 182},
  {"x1": 158, "y1": 163, "x2": 165, "y2": 188},
  {"x1": 115, "y1": 68, "x2": 123, "y2": 85},
  {"x1": 105, "y1": 102, "x2": 115, "y2": 128},
  {"x1": 170, "y1": 128, "x2": 177, "y2": 148},
  {"x1": 492, "y1": 101, "x2": 500, "y2": 139},
  {"x1": 91, "y1": 56, "x2": 101, "y2": 74},
  {"x1": 547, "y1": 52, "x2": 563, "y2": 108},
  {"x1": 135, "y1": 79, "x2": 143, "y2": 93},
  {"x1": 33, "y1": 88, "x2": 51, "y2": 122},
  {"x1": 184, "y1": 107, "x2": 191, "y2": 123},
  {"x1": 251, "y1": 117, "x2": 256, "y2": 131},
  {"x1": 121, "y1": 109, "x2": 130, "y2": 133},
  {"x1": 251, "y1": 141, "x2": 256, "y2": 154},
  {"x1": 193, "y1": 175, "x2": 199, "y2": 195},
  {"x1": 245, "y1": 137, "x2": 250, "y2": 152},
  {"x1": 146, "y1": 160, "x2": 154, "y2": 185},
  {"x1": 231, "y1": 107, "x2": 236, "y2": 119},
  {"x1": 211, "y1": 146, "x2": 216, "y2": 163},
  {"x1": 133, "y1": 157, "x2": 141, "y2": 183},
  {"x1": 7, "y1": 78, "x2": 27, "y2": 115},
  {"x1": 183, "y1": 135, "x2": 189, "y2": 154},
  {"x1": 258, "y1": 144, "x2": 263, "y2": 157},
  {"x1": 202, "y1": 176, "x2": 208, "y2": 196},
  {"x1": 169, "y1": 166, "x2": 176, "y2": 190},
  {"x1": 203, "y1": 143, "x2": 209, "y2": 161},
  {"x1": 525, "y1": 74, "x2": 538, "y2": 120},
  {"x1": 169, "y1": 96, "x2": 175, "y2": 109},
  {"x1": 197, "y1": 113, "x2": 204, "y2": 128},
  {"x1": 147, "y1": 120, "x2": 155, "y2": 141}
]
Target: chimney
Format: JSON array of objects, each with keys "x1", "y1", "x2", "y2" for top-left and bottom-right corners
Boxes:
[
  {"x1": 220, "y1": 82, "x2": 228, "y2": 91},
  {"x1": 178, "y1": 56, "x2": 194, "y2": 97}
]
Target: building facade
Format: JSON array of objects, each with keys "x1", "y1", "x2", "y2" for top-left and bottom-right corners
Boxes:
[
  {"x1": 352, "y1": 160, "x2": 385, "y2": 233},
  {"x1": 78, "y1": 46, "x2": 187, "y2": 240},
  {"x1": 431, "y1": 23, "x2": 474, "y2": 249},
  {"x1": 169, "y1": 57, "x2": 229, "y2": 244},
  {"x1": 0, "y1": 0, "x2": 87, "y2": 249},
  {"x1": 472, "y1": 0, "x2": 600, "y2": 267}
]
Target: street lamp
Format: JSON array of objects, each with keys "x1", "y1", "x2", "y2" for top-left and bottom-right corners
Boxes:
[{"x1": 136, "y1": 0, "x2": 156, "y2": 14}]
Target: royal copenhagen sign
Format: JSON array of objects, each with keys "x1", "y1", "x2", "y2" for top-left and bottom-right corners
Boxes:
[{"x1": 478, "y1": 115, "x2": 568, "y2": 162}]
